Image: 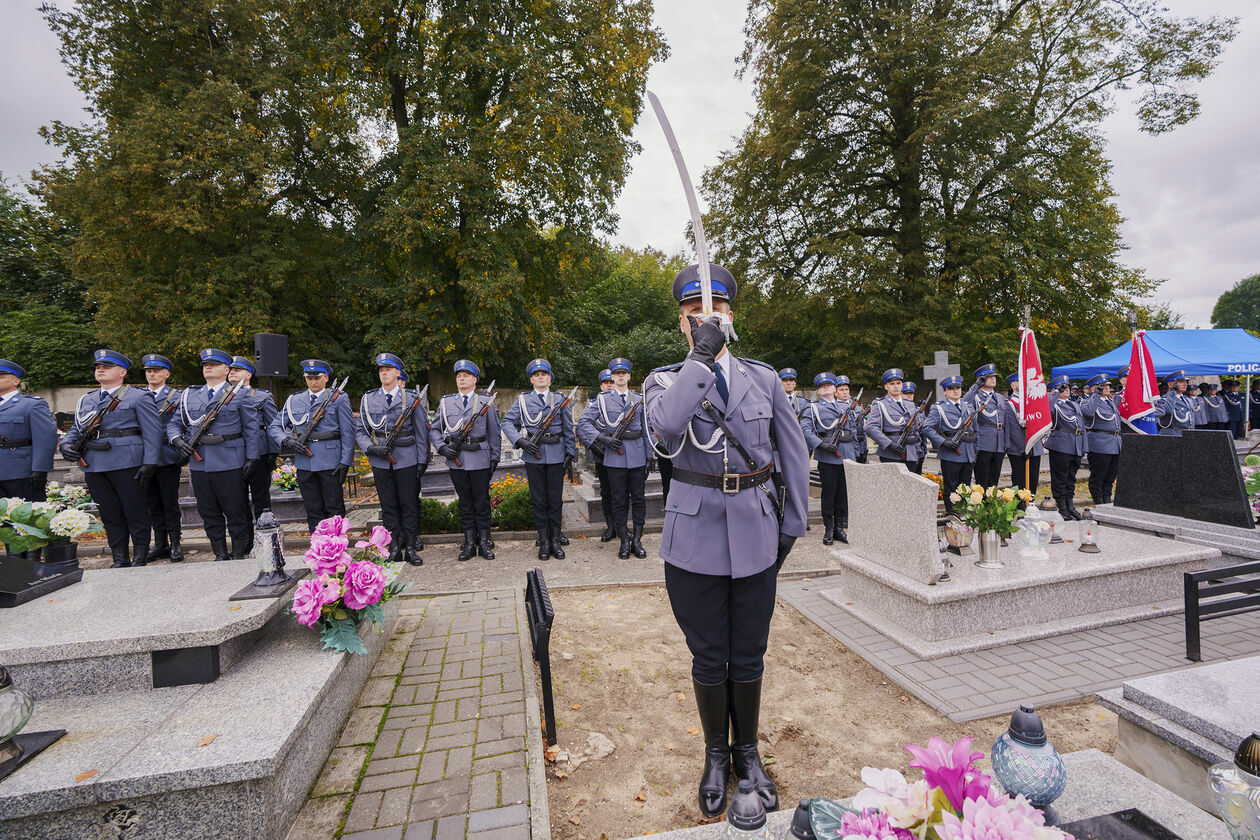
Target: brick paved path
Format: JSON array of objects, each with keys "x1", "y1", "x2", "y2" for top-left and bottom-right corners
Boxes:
[
  {"x1": 780, "y1": 576, "x2": 1260, "y2": 722},
  {"x1": 288, "y1": 589, "x2": 546, "y2": 840}
]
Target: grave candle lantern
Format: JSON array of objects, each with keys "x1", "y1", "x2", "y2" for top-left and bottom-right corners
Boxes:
[
  {"x1": 249, "y1": 509, "x2": 291, "y2": 587},
  {"x1": 0, "y1": 667, "x2": 34, "y2": 766},
  {"x1": 1078, "y1": 508, "x2": 1101, "y2": 553},
  {"x1": 991, "y1": 704, "x2": 1067, "y2": 825},
  {"x1": 1208, "y1": 732, "x2": 1260, "y2": 839}
]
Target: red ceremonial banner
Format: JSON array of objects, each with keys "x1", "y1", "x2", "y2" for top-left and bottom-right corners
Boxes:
[
  {"x1": 1017, "y1": 327, "x2": 1052, "y2": 451},
  {"x1": 1119, "y1": 330, "x2": 1159, "y2": 426}
]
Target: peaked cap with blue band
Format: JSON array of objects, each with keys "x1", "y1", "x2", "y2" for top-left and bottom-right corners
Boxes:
[
  {"x1": 375, "y1": 352, "x2": 403, "y2": 370},
  {"x1": 1006, "y1": 372, "x2": 1020, "y2": 384},
  {"x1": 881, "y1": 368, "x2": 905, "y2": 384},
  {"x1": 1051, "y1": 374, "x2": 1071, "y2": 390},
  {"x1": 974, "y1": 363, "x2": 999, "y2": 381},
  {"x1": 834, "y1": 374, "x2": 851, "y2": 386},
  {"x1": 903, "y1": 381, "x2": 917, "y2": 394},
  {"x1": 198, "y1": 348, "x2": 232, "y2": 366},
  {"x1": 1086, "y1": 374, "x2": 1107, "y2": 388},
  {"x1": 778, "y1": 367, "x2": 798, "y2": 381},
  {"x1": 941, "y1": 375, "x2": 965, "y2": 389},
  {"x1": 229, "y1": 356, "x2": 256, "y2": 374},
  {"x1": 1118, "y1": 365, "x2": 1130, "y2": 377},
  {"x1": 453, "y1": 359, "x2": 480, "y2": 379},
  {"x1": 0, "y1": 359, "x2": 25, "y2": 378},
  {"x1": 142, "y1": 354, "x2": 172, "y2": 371},
  {"x1": 1164, "y1": 369, "x2": 1187, "y2": 384},
  {"x1": 527, "y1": 358, "x2": 552, "y2": 376},
  {"x1": 671, "y1": 264, "x2": 738, "y2": 304},
  {"x1": 813, "y1": 372, "x2": 837, "y2": 387},
  {"x1": 301, "y1": 358, "x2": 332, "y2": 376},
  {"x1": 94, "y1": 349, "x2": 133, "y2": 369},
  {"x1": 609, "y1": 358, "x2": 632, "y2": 374},
  {"x1": 598, "y1": 369, "x2": 612, "y2": 383}
]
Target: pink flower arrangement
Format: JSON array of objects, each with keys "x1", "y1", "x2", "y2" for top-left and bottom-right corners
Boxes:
[
  {"x1": 343, "y1": 560, "x2": 386, "y2": 610},
  {"x1": 291, "y1": 577, "x2": 339, "y2": 627},
  {"x1": 838, "y1": 809, "x2": 914, "y2": 839},
  {"x1": 313, "y1": 515, "x2": 351, "y2": 537},
  {"x1": 355, "y1": 525, "x2": 391, "y2": 558}
]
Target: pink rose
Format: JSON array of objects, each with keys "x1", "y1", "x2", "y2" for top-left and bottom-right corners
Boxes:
[
  {"x1": 342, "y1": 560, "x2": 386, "y2": 610},
  {"x1": 313, "y1": 515, "x2": 351, "y2": 538},
  {"x1": 355, "y1": 525, "x2": 392, "y2": 558},
  {"x1": 292, "y1": 578, "x2": 328, "y2": 627},
  {"x1": 305, "y1": 534, "x2": 352, "y2": 576}
]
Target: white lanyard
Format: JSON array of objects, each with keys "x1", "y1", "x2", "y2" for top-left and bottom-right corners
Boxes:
[
  {"x1": 934, "y1": 401, "x2": 965, "y2": 430},
  {"x1": 598, "y1": 391, "x2": 633, "y2": 429},
  {"x1": 517, "y1": 391, "x2": 553, "y2": 427},
  {"x1": 284, "y1": 392, "x2": 322, "y2": 429},
  {"x1": 810, "y1": 400, "x2": 842, "y2": 431},
  {"x1": 362, "y1": 389, "x2": 406, "y2": 434},
  {"x1": 440, "y1": 392, "x2": 480, "y2": 431}
]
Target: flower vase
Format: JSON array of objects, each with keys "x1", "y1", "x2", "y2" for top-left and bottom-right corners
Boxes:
[
  {"x1": 42, "y1": 541, "x2": 78, "y2": 567},
  {"x1": 976, "y1": 530, "x2": 1004, "y2": 569}
]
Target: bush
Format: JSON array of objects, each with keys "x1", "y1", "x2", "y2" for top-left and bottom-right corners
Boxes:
[
  {"x1": 419, "y1": 497, "x2": 459, "y2": 534},
  {"x1": 491, "y1": 485, "x2": 535, "y2": 531}
]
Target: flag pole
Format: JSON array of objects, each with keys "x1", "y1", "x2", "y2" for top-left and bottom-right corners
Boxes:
[{"x1": 1023, "y1": 304, "x2": 1031, "y2": 494}]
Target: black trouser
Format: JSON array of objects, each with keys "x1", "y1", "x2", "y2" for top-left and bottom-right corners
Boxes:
[
  {"x1": 1230, "y1": 418, "x2": 1245, "y2": 439},
  {"x1": 1087, "y1": 452, "x2": 1120, "y2": 503},
  {"x1": 594, "y1": 458, "x2": 614, "y2": 524},
  {"x1": 191, "y1": 468, "x2": 250, "y2": 544},
  {"x1": 665, "y1": 562, "x2": 776, "y2": 684},
  {"x1": 375, "y1": 463, "x2": 420, "y2": 537},
  {"x1": 1008, "y1": 453, "x2": 1041, "y2": 499},
  {"x1": 450, "y1": 467, "x2": 491, "y2": 531},
  {"x1": 245, "y1": 453, "x2": 277, "y2": 522},
  {"x1": 659, "y1": 456, "x2": 673, "y2": 506},
  {"x1": 605, "y1": 465, "x2": 646, "y2": 529},
  {"x1": 297, "y1": 468, "x2": 346, "y2": 532},
  {"x1": 879, "y1": 455, "x2": 920, "y2": 473},
  {"x1": 87, "y1": 468, "x2": 152, "y2": 554},
  {"x1": 524, "y1": 462, "x2": 564, "y2": 531},
  {"x1": 817, "y1": 462, "x2": 847, "y2": 521},
  {"x1": 1210, "y1": 421, "x2": 1230, "y2": 431},
  {"x1": 0, "y1": 477, "x2": 35, "y2": 501},
  {"x1": 974, "y1": 449, "x2": 1003, "y2": 488},
  {"x1": 940, "y1": 459, "x2": 973, "y2": 514},
  {"x1": 1048, "y1": 450, "x2": 1082, "y2": 501},
  {"x1": 144, "y1": 463, "x2": 182, "y2": 535}
]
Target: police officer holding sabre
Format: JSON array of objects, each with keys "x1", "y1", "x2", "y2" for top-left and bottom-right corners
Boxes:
[{"x1": 964, "y1": 364, "x2": 1009, "y2": 488}]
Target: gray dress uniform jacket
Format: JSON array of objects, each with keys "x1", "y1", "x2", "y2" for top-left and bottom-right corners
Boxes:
[
  {"x1": 1047, "y1": 399, "x2": 1085, "y2": 456},
  {"x1": 1154, "y1": 392, "x2": 1195, "y2": 434},
  {"x1": 65, "y1": 386, "x2": 163, "y2": 472},
  {"x1": 0, "y1": 393, "x2": 57, "y2": 480},
  {"x1": 502, "y1": 390, "x2": 577, "y2": 465},
  {"x1": 1005, "y1": 396, "x2": 1044, "y2": 456},
  {"x1": 786, "y1": 392, "x2": 810, "y2": 419},
  {"x1": 1224, "y1": 390, "x2": 1245, "y2": 422},
  {"x1": 1203, "y1": 393, "x2": 1229, "y2": 425},
  {"x1": 863, "y1": 396, "x2": 923, "y2": 461},
  {"x1": 146, "y1": 385, "x2": 184, "y2": 467},
  {"x1": 1190, "y1": 395, "x2": 1208, "y2": 428},
  {"x1": 268, "y1": 391, "x2": 355, "y2": 471},
  {"x1": 428, "y1": 392, "x2": 502, "y2": 471},
  {"x1": 963, "y1": 384, "x2": 1009, "y2": 453},
  {"x1": 168, "y1": 384, "x2": 262, "y2": 472},
  {"x1": 922, "y1": 399, "x2": 978, "y2": 463},
  {"x1": 577, "y1": 390, "x2": 652, "y2": 469},
  {"x1": 245, "y1": 387, "x2": 281, "y2": 456},
  {"x1": 1082, "y1": 393, "x2": 1122, "y2": 455},
  {"x1": 801, "y1": 398, "x2": 865, "y2": 464},
  {"x1": 645, "y1": 357, "x2": 809, "y2": 579},
  {"x1": 355, "y1": 387, "x2": 430, "y2": 470}
]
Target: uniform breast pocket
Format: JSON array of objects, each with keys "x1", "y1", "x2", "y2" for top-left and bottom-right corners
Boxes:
[{"x1": 740, "y1": 402, "x2": 771, "y2": 447}]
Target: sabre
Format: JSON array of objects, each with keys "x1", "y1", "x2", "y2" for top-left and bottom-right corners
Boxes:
[{"x1": 646, "y1": 90, "x2": 737, "y2": 342}]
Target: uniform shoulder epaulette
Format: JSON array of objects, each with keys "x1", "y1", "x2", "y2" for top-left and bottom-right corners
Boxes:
[
  {"x1": 737, "y1": 357, "x2": 775, "y2": 372},
  {"x1": 650, "y1": 362, "x2": 684, "y2": 374}
]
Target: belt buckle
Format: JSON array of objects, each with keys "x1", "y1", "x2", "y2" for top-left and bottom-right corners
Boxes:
[{"x1": 722, "y1": 473, "x2": 741, "y2": 494}]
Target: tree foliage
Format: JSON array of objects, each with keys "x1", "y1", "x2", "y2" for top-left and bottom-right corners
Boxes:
[
  {"x1": 1211, "y1": 274, "x2": 1260, "y2": 332},
  {"x1": 705, "y1": 0, "x2": 1236, "y2": 382}
]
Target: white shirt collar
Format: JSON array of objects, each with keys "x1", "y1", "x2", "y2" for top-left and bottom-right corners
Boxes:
[
  {"x1": 306, "y1": 389, "x2": 324, "y2": 399},
  {"x1": 382, "y1": 385, "x2": 401, "y2": 397},
  {"x1": 715, "y1": 352, "x2": 732, "y2": 382},
  {"x1": 0, "y1": 390, "x2": 18, "y2": 404},
  {"x1": 533, "y1": 388, "x2": 550, "y2": 397},
  {"x1": 101, "y1": 385, "x2": 120, "y2": 396}
]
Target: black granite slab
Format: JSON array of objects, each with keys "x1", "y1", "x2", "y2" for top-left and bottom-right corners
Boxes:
[
  {"x1": 1113, "y1": 429, "x2": 1255, "y2": 529},
  {"x1": 0, "y1": 558, "x2": 83, "y2": 608},
  {"x1": 0, "y1": 730, "x2": 66, "y2": 783},
  {"x1": 1060, "y1": 808, "x2": 1183, "y2": 839}
]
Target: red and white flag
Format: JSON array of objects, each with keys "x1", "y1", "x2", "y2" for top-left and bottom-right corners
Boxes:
[
  {"x1": 1017, "y1": 327, "x2": 1052, "y2": 451},
  {"x1": 1119, "y1": 329, "x2": 1159, "y2": 429}
]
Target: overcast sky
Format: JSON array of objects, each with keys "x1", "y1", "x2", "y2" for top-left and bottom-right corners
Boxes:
[{"x1": 3, "y1": 1, "x2": 1257, "y2": 327}]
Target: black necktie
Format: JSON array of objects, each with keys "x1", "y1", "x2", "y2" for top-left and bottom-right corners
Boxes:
[
  {"x1": 715, "y1": 367, "x2": 729, "y2": 403},
  {"x1": 99, "y1": 390, "x2": 112, "y2": 409},
  {"x1": 386, "y1": 393, "x2": 393, "y2": 408},
  {"x1": 619, "y1": 392, "x2": 627, "y2": 410},
  {"x1": 310, "y1": 393, "x2": 317, "y2": 408},
  {"x1": 462, "y1": 394, "x2": 469, "y2": 409}
]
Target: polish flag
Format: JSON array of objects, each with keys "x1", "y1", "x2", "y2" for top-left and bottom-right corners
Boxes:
[
  {"x1": 1119, "y1": 330, "x2": 1158, "y2": 431},
  {"x1": 1018, "y1": 327, "x2": 1052, "y2": 451}
]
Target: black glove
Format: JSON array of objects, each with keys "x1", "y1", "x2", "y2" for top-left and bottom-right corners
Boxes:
[
  {"x1": 438, "y1": 444, "x2": 459, "y2": 460},
  {"x1": 280, "y1": 436, "x2": 305, "y2": 455},
  {"x1": 563, "y1": 454, "x2": 575, "y2": 481},
  {"x1": 685, "y1": 314, "x2": 726, "y2": 368},
  {"x1": 134, "y1": 464, "x2": 156, "y2": 484},
  {"x1": 489, "y1": 458, "x2": 499, "y2": 473},
  {"x1": 242, "y1": 459, "x2": 258, "y2": 479},
  {"x1": 822, "y1": 444, "x2": 841, "y2": 457},
  {"x1": 517, "y1": 437, "x2": 540, "y2": 456},
  {"x1": 333, "y1": 463, "x2": 350, "y2": 484},
  {"x1": 58, "y1": 440, "x2": 82, "y2": 462},
  {"x1": 596, "y1": 433, "x2": 621, "y2": 452},
  {"x1": 646, "y1": 457, "x2": 656, "y2": 474},
  {"x1": 775, "y1": 533, "x2": 797, "y2": 572},
  {"x1": 950, "y1": 443, "x2": 963, "y2": 455},
  {"x1": 365, "y1": 445, "x2": 391, "y2": 457},
  {"x1": 856, "y1": 451, "x2": 868, "y2": 464},
  {"x1": 30, "y1": 471, "x2": 48, "y2": 499},
  {"x1": 172, "y1": 437, "x2": 197, "y2": 458},
  {"x1": 889, "y1": 442, "x2": 905, "y2": 458}
]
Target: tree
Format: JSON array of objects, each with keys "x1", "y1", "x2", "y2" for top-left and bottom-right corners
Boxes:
[
  {"x1": 1211, "y1": 274, "x2": 1260, "y2": 332},
  {"x1": 704, "y1": 0, "x2": 1236, "y2": 383}
]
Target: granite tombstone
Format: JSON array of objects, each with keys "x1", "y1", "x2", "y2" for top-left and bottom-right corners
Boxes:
[
  {"x1": 1112, "y1": 429, "x2": 1254, "y2": 529},
  {"x1": 844, "y1": 459, "x2": 942, "y2": 584}
]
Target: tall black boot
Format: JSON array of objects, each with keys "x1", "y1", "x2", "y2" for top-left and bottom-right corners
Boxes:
[
  {"x1": 230, "y1": 535, "x2": 248, "y2": 560},
  {"x1": 600, "y1": 521, "x2": 616, "y2": 542},
  {"x1": 630, "y1": 524, "x2": 647, "y2": 558},
  {"x1": 168, "y1": 532, "x2": 184, "y2": 563},
  {"x1": 556, "y1": 530, "x2": 570, "y2": 546},
  {"x1": 478, "y1": 528, "x2": 495, "y2": 560},
  {"x1": 549, "y1": 526, "x2": 566, "y2": 559},
  {"x1": 149, "y1": 529, "x2": 171, "y2": 560},
  {"x1": 837, "y1": 513, "x2": 849, "y2": 545},
  {"x1": 405, "y1": 535, "x2": 423, "y2": 566},
  {"x1": 457, "y1": 528, "x2": 476, "y2": 562},
  {"x1": 1056, "y1": 498, "x2": 1073, "y2": 523},
  {"x1": 132, "y1": 540, "x2": 149, "y2": 567},
  {"x1": 729, "y1": 677, "x2": 778, "y2": 812},
  {"x1": 387, "y1": 532, "x2": 404, "y2": 564},
  {"x1": 537, "y1": 529, "x2": 550, "y2": 561},
  {"x1": 210, "y1": 537, "x2": 230, "y2": 562},
  {"x1": 617, "y1": 526, "x2": 631, "y2": 560},
  {"x1": 821, "y1": 514, "x2": 834, "y2": 546},
  {"x1": 692, "y1": 679, "x2": 731, "y2": 818},
  {"x1": 110, "y1": 546, "x2": 130, "y2": 568},
  {"x1": 1065, "y1": 498, "x2": 1082, "y2": 521}
]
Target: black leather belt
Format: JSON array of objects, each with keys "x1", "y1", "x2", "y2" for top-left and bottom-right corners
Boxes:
[
  {"x1": 672, "y1": 465, "x2": 772, "y2": 495},
  {"x1": 96, "y1": 428, "x2": 141, "y2": 438},
  {"x1": 0, "y1": 438, "x2": 31, "y2": 449},
  {"x1": 199, "y1": 432, "x2": 242, "y2": 444},
  {"x1": 307, "y1": 432, "x2": 339, "y2": 441},
  {"x1": 391, "y1": 436, "x2": 415, "y2": 446},
  {"x1": 533, "y1": 433, "x2": 561, "y2": 444}
]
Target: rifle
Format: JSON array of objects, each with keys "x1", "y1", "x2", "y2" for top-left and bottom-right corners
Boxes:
[
  {"x1": 892, "y1": 395, "x2": 934, "y2": 456},
  {"x1": 382, "y1": 384, "x2": 428, "y2": 466},
  {"x1": 523, "y1": 387, "x2": 580, "y2": 460},
  {"x1": 75, "y1": 386, "x2": 129, "y2": 468},
  {"x1": 825, "y1": 390, "x2": 866, "y2": 451},
  {"x1": 447, "y1": 380, "x2": 496, "y2": 468},
  {"x1": 186, "y1": 382, "x2": 243, "y2": 463},
  {"x1": 295, "y1": 376, "x2": 349, "y2": 457},
  {"x1": 594, "y1": 391, "x2": 641, "y2": 456},
  {"x1": 157, "y1": 389, "x2": 180, "y2": 418},
  {"x1": 944, "y1": 389, "x2": 993, "y2": 451}
]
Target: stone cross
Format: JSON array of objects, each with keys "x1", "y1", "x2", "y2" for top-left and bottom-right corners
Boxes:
[{"x1": 923, "y1": 350, "x2": 961, "y2": 401}]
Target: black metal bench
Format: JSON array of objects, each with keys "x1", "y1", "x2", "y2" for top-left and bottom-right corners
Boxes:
[
  {"x1": 1184, "y1": 560, "x2": 1260, "y2": 661},
  {"x1": 524, "y1": 567, "x2": 557, "y2": 746}
]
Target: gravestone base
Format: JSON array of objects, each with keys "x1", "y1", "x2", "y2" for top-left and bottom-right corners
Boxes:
[{"x1": 1113, "y1": 429, "x2": 1253, "y2": 529}]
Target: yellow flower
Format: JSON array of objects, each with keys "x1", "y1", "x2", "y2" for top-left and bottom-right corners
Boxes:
[
  {"x1": 949, "y1": 492, "x2": 962, "y2": 503},
  {"x1": 956, "y1": 484, "x2": 969, "y2": 495},
  {"x1": 971, "y1": 484, "x2": 983, "y2": 495},
  {"x1": 1001, "y1": 488, "x2": 1015, "y2": 503},
  {"x1": 969, "y1": 491, "x2": 984, "y2": 505},
  {"x1": 1017, "y1": 488, "x2": 1033, "y2": 502}
]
